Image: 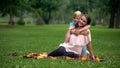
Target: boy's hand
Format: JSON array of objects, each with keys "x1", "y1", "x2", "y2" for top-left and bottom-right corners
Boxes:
[
  {"x1": 80, "y1": 30, "x2": 89, "y2": 36},
  {"x1": 71, "y1": 29, "x2": 79, "y2": 36},
  {"x1": 71, "y1": 29, "x2": 89, "y2": 36}
]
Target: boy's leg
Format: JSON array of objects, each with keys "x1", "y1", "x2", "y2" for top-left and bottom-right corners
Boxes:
[
  {"x1": 48, "y1": 46, "x2": 66, "y2": 57},
  {"x1": 81, "y1": 45, "x2": 88, "y2": 56}
]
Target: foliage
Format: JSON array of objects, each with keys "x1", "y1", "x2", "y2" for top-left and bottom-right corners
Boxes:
[
  {"x1": 0, "y1": 0, "x2": 120, "y2": 28},
  {"x1": 99, "y1": 0, "x2": 120, "y2": 28},
  {"x1": 0, "y1": 0, "x2": 29, "y2": 26},
  {"x1": 0, "y1": 0, "x2": 19, "y2": 16},
  {"x1": 30, "y1": 0, "x2": 64, "y2": 24}
]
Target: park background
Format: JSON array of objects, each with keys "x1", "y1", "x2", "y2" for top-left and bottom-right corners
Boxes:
[{"x1": 0, "y1": 0, "x2": 120, "y2": 68}]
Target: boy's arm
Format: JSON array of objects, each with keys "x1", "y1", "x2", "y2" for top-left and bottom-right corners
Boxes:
[
  {"x1": 80, "y1": 30, "x2": 89, "y2": 36},
  {"x1": 78, "y1": 25, "x2": 90, "y2": 32},
  {"x1": 71, "y1": 29, "x2": 89, "y2": 36},
  {"x1": 71, "y1": 25, "x2": 90, "y2": 35},
  {"x1": 78, "y1": 25, "x2": 90, "y2": 35},
  {"x1": 70, "y1": 29, "x2": 77, "y2": 35}
]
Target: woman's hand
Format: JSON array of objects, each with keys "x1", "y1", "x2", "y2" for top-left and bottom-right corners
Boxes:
[
  {"x1": 87, "y1": 43, "x2": 96, "y2": 61},
  {"x1": 91, "y1": 55, "x2": 96, "y2": 61}
]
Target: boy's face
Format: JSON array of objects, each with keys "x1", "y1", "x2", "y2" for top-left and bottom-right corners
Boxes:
[
  {"x1": 73, "y1": 15, "x2": 81, "y2": 23},
  {"x1": 78, "y1": 16, "x2": 87, "y2": 27}
]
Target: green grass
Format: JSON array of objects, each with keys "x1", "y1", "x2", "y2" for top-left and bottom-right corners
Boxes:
[{"x1": 0, "y1": 24, "x2": 120, "y2": 68}]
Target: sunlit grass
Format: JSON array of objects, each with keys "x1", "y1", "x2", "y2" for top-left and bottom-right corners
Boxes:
[{"x1": 0, "y1": 24, "x2": 120, "y2": 68}]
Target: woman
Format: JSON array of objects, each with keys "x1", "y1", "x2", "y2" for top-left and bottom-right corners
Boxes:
[
  {"x1": 70, "y1": 14, "x2": 95, "y2": 60},
  {"x1": 64, "y1": 11, "x2": 90, "y2": 56},
  {"x1": 48, "y1": 14, "x2": 95, "y2": 60}
]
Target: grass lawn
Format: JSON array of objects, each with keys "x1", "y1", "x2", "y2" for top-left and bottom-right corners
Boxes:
[{"x1": 0, "y1": 24, "x2": 120, "y2": 68}]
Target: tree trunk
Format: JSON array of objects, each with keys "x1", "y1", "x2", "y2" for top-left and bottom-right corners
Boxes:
[
  {"x1": 8, "y1": 7, "x2": 13, "y2": 27},
  {"x1": 87, "y1": 0, "x2": 92, "y2": 13},
  {"x1": 109, "y1": 10, "x2": 115, "y2": 28},
  {"x1": 44, "y1": 19, "x2": 49, "y2": 24},
  {"x1": 115, "y1": 1, "x2": 120, "y2": 28},
  {"x1": 43, "y1": 12, "x2": 51, "y2": 24}
]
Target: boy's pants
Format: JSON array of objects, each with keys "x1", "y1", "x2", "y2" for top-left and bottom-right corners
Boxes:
[{"x1": 81, "y1": 45, "x2": 88, "y2": 56}]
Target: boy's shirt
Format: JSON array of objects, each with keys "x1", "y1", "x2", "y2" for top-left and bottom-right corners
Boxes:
[{"x1": 69, "y1": 21, "x2": 75, "y2": 29}]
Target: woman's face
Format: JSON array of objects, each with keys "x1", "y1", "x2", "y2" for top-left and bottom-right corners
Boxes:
[{"x1": 78, "y1": 15, "x2": 87, "y2": 27}]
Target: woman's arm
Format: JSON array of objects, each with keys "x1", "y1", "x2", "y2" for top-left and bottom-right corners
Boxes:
[
  {"x1": 64, "y1": 30, "x2": 71, "y2": 43},
  {"x1": 87, "y1": 42, "x2": 96, "y2": 60},
  {"x1": 64, "y1": 21, "x2": 75, "y2": 43}
]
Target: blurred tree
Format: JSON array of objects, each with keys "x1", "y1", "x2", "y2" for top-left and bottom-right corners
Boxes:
[
  {"x1": 115, "y1": 0, "x2": 120, "y2": 28},
  {"x1": 51, "y1": 0, "x2": 69, "y2": 24},
  {"x1": 67, "y1": 0, "x2": 87, "y2": 13},
  {"x1": 108, "y1": 0, "x2": 116, "y2": 28},
  {"x1": 30, "y1": 0, "x2": 63, "y2": 24},
  {"x1": 67, "y1": 0, "x2": 98, "y2": 26},
  {"x1": 0, "y1": 0, "x2": 28, "y2": 27},
  {"x1": 88, "y1": 0, "x2": 120, "y2": 28},
  {"x1": 107, "y1": 0, "x2": 119, "y2": 28}
]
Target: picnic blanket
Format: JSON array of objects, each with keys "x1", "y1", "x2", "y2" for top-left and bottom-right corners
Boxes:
[
  {"x1": 21, "y1": 52, "x2": 104, "y2": 62},
  {"x1": 7, "y1": 52, "x2": 104, "y2": 62}
]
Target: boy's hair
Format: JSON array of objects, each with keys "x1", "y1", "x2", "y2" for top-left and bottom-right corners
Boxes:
[{"x1": 73, "y1": 11, "x2": 82, "y2": 19}]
